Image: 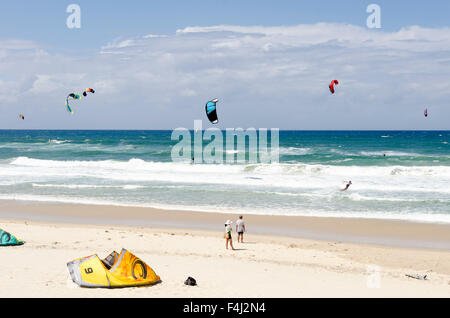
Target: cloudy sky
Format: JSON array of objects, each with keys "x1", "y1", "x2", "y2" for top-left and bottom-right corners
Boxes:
[{"x1": 0, "y1": 0, "x2": 449, "y2": 130}]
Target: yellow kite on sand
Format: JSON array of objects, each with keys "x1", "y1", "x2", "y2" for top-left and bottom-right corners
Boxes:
[{"x1": 67, "y1": 249, "x2": 160, "y2": 288}]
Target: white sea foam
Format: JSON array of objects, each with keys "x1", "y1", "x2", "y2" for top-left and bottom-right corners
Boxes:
[
  {"x1": 31, "y1": 183, "x2": 145, "y2": 190},
  {"x1": 48, "y1": 139, "x2": 71, "y2": 144},
  {"x1": 279, "y1": 147, "x2": 312, "y2": 155},
  {"x1": 2, "y1": 156, "x2": 450, "y2": 223},
  {"x1": 8, "y1": 157, "x2": 450, "y2": 184},
  {"x1": 359, "y1": 151, "x2": 423, "y2": 157}
]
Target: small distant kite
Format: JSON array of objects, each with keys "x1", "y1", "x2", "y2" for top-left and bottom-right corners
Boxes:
[
  {"x1": 82, "y1": 88, "x2": 95, "y2": 97},
  {"x1": 329, "y1": 80, "x2": 339, "y2": 94},
  {"x1": 205, "y1": 98, "x2": 219, "y2": 124},
  {"x1": 66, "y1": 93, "x2": 81, "y2": 115},
  {"x1": 424, "y1": 108, "x2": 428, "y2": 117},
  {"x1": 19, "y1": 114, "x2": 25, "y2": 120}
]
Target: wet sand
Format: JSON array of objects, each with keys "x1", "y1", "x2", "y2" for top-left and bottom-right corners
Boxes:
[{"x1": 1, "y1": 200, "x2": 449, "y2": 250}]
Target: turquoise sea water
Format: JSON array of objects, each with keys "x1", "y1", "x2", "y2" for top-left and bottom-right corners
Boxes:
[{"x1": 0, "y1": 130, "x2": 449, "y2": 223}]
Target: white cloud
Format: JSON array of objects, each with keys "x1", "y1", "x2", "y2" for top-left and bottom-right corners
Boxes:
[
  {"x1": 143, "y1": 34, "x2": 168, "y2": 39},
  {"x1": 177, "y1": 23, "x2": 450, "y2": 51},
  {"x1": 1, "y1": 23, "x2": 450, "y2": 129},
  {"x1": 0, "y1": 39, "x2": 38, "y2": 50}
]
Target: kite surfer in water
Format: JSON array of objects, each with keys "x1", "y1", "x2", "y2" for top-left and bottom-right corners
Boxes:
[{"x1": 341, "y1": 181, "x2": 352, "y2": 191}]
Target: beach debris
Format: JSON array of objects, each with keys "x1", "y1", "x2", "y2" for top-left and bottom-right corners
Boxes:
[
  {"x1": 205, "y1": 98, "x2": 219, "y2": 124},
  {"x1": 405, "y1": 274, "x2": 428, "y2": 281},
  {"x1": 329, "y1": 79, "x2": 339, "y2": 94},
  {"x1": 184, "y1": 276, "x2": 197, "y2": 286},
  {"x1": 67, "y1": 248, "x2": 160, "y2": 288},
  {"x1": 0, "y1": 229, "x2": 24, "y2": 246}
]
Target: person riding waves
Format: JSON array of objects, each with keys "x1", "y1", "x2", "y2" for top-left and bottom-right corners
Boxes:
[{"x1": 341, "y1": 181, "x2": 352, "y2": 191}]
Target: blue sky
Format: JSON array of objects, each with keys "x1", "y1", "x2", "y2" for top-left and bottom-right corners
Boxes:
[
  {"x1": 1, "y1": 1, "x2": 450, "y2": 129},
  {"x1": 2, "y1": 1, "x2": 450, "y2": 49}
]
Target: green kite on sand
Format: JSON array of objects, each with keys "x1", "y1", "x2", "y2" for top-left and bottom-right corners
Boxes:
[{"x1": 0, "y1": 229, "x2": 24, "y2": 246}]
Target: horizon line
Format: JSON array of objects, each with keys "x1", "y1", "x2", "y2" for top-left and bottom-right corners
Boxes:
[{"x1": 0, "y1": 129, "x2": 449, "y2": 132}]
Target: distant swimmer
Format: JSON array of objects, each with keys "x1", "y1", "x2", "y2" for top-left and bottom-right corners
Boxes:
[{"x1": 341, "y1": 181, "x2": 352, "y2": 191}]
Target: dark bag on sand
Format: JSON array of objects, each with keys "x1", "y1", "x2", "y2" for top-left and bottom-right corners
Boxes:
[{"x1": 185, "y1": 276, "x2": 197, "y2": 286}]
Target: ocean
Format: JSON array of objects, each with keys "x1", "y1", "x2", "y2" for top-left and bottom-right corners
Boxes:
[{"x1": 0, "y1": 130, "x2": 449, "y2": 223}]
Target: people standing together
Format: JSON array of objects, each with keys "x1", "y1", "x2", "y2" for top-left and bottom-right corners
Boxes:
[{"x1": 224, "y1": 216, "x2": 246, "y2": 250}]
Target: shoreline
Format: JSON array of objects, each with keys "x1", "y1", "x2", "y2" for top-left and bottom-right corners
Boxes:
[{"x1": 1, "y1": 200, "x2": 450, "y2": 250}]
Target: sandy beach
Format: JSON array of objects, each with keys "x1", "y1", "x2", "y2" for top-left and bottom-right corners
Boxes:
[{"x1": 1, "y1": 201, "x2": 449, "y2": 298}]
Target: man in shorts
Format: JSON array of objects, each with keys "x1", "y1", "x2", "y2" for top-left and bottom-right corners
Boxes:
[{"x1": 235, "y1": 215, "x2": 246, "y2": 243}]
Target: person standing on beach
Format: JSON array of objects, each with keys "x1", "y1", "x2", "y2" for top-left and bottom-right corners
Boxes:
[
  {"x1": 236, "y1": 216, "x2": 246, "y2": 243},
  {"x1": 224, "y1": 220, "x2": 235, "y2": 250}
]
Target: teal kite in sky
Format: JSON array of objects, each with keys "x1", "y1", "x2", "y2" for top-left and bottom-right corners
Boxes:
[
  {"x1": 205, "y1": 98, "x2": 219, "y2": 124},
  {"x1": 66, "y1": 93, "x2": 81, "y2": 115}
]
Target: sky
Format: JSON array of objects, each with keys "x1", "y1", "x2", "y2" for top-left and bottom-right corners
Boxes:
[{"x1": 0, "y1": 0, "x2": 449, "y2": 130}]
